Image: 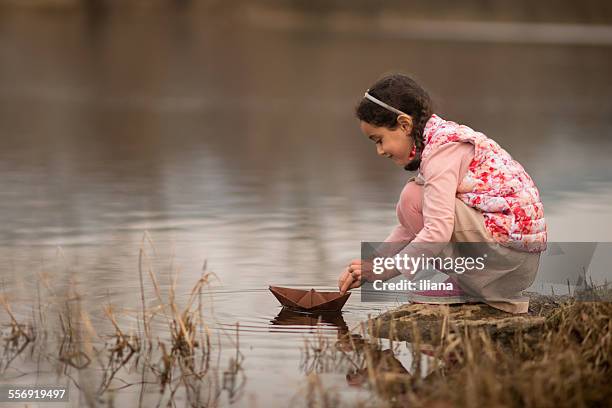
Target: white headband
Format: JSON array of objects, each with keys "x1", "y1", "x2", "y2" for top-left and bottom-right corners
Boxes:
[{"x1": 364, "y1": 90, "x2": 408, "y2": 116}]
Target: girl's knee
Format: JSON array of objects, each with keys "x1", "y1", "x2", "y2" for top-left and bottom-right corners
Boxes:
[
  {"x1": 400, "y1": 181, "x2": 424, "y2": 214},
  {"x1": 398, "y1": 182, "x2": 424, "y2": 231}
]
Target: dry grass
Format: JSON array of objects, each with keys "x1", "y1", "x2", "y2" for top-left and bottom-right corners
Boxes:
[
  {"x1": 0, "y1": 234, "x2": 244, "y2": 408},
  {"x1": 297, "y1": 292, "x2": 611, "y2": 408},
  {"x1": 2, "y1": 237, "x2": 609, "y2": 407}
]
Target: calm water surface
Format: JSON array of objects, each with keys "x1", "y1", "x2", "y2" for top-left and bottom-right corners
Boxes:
[{"x1": 1, "y1": 11, "x2": 612, "y2": 406}]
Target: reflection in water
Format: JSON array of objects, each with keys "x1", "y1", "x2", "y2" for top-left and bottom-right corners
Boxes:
[
  {"x1": 298, "y1": 326, "x2": 436, "y2": 396},
  {"x1": 270, "y1": 308, "x2": 349, "y2": 334}
]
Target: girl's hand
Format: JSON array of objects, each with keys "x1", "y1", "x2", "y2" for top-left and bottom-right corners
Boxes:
[
  {"x1": 338, "y1": 259, "x2": 367, "y2": 294},
  {"x1": 338, "y1": 259, "x2": 396, "y2": 294}
]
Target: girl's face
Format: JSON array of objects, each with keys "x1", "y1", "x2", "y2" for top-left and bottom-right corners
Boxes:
[{"x1": 360, "y1": 120, "x2": 416, "y2": 167}]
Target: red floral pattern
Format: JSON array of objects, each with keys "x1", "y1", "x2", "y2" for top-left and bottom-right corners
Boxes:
[{"x1": 421, "y1": 115, "x2": 547, "y2": 252}]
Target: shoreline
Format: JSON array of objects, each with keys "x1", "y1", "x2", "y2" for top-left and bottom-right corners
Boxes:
[
  {"x1": 346, "y1": 291, "x2": 612, "y2": 406},
  {"x1": 367, "y1": 291, "x2": 569, "y2": 344}
]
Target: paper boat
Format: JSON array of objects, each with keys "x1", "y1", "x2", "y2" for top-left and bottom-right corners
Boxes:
[{"x1": 269, "y1": 286, "x2": 351, "y2": 312}]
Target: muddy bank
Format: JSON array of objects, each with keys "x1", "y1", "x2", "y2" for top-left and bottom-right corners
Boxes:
[
  {"x1": 368, "y1": 292, "x2": 568, "y2": 345},
  {"x1": 350, "y1": 293, "x2": 612, "y2": 407}
]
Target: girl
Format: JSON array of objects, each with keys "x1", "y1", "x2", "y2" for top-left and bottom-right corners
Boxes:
[{"x1": 337, "y1": 74, "x2": 547, "y2": 314}]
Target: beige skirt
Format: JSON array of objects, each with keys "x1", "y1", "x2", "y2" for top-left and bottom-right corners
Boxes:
[{"x1": 446, "y1": 198, "x2": 540, "y2": 314}]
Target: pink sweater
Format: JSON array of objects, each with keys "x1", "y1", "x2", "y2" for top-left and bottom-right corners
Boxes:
[{"x1": 385, "y1": 142, "x2": 475, "y2": 244}]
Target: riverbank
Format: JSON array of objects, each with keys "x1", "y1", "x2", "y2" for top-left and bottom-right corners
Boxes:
[
  {"x1": 349, "y1": 292, "x2": 612, "y2": 407},
  {"x1": 368, "y1": 292, "x2": 567, "y2": 345}
]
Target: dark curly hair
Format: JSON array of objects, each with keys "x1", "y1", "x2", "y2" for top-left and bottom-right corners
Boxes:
[{"x1": 356, "y1": 74, "x2": 433, "y2": 172}]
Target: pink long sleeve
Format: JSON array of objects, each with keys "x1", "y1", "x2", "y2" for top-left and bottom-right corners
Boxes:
[
  {"x1": 383, "y1": 142, "x2": 475, "y2": 271},
  {"x1": 413, "y1": 141, "x2": 475, "y2": 243},
  {"x1": 384, "y1": 224, "x2": 414, "y2": 242}
]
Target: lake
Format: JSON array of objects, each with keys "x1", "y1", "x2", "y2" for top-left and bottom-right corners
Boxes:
[{"x1": 1, "y1": 9, "x2": 611, "y2": 406}]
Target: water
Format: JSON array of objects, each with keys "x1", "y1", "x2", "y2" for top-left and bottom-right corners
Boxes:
[{"x1": 1, "y1": 9, "x2": 612, "y2": 406}]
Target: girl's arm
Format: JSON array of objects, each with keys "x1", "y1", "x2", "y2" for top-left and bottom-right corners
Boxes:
[
  {"x1": 368, "y1": 142, "x2": 474, "y2": 282},
  {"x1": 384, "y1": 224, "x2": 414, "y2": 243},
  {"x1": 391, "y1": 141, "x2": 475, "y2": 276},
  {"x1": 415, "y1": 141, "x2": 474, "y2": 244}
]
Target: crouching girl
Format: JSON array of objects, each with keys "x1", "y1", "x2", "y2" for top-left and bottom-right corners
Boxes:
[{"x1": 338, "y1": 74, "x2": 546, "y2": 314}]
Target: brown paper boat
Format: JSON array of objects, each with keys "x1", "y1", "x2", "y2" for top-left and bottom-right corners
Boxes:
[{"x1": 269, "y1": 286, "x2": 351, "y2": 312}]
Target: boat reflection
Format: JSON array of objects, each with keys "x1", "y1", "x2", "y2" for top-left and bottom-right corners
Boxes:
[{"x1": 270, "y1": 307, "x2": 349, "y2": 334}]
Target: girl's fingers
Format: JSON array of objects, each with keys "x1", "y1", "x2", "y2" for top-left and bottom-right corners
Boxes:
[
  {"x1": 340, "y1": 269, "x2": 365, "y2": 294},
  {"x1": 338, "y1": 267, "x2": 350, "y2": 289},
  {"x1": 350, "y1": 259, "x2": 374, "y2": 269},
  {"x1": 349, "y1": 260, "x2": 363, "y2": 268},
  {"x1": 350, "y1": 268, "x2": 362, "y2": 280},
  {"x1": 349, "y1": 261, "x2": 372, "y2": 280},
  {"x1": 339, "y1": 260, "x2": 367, "y2": 293},
  {"x1": 349, "y1": 280, "x2": 362, "y2": 290},
  {"x1": 340, "y1": 274, "x2": 355, "y2": 294}
]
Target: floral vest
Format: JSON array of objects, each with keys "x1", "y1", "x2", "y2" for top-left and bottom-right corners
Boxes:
[{"x1": 421, "y1": 114, "x2": 547, "y2": 252}]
